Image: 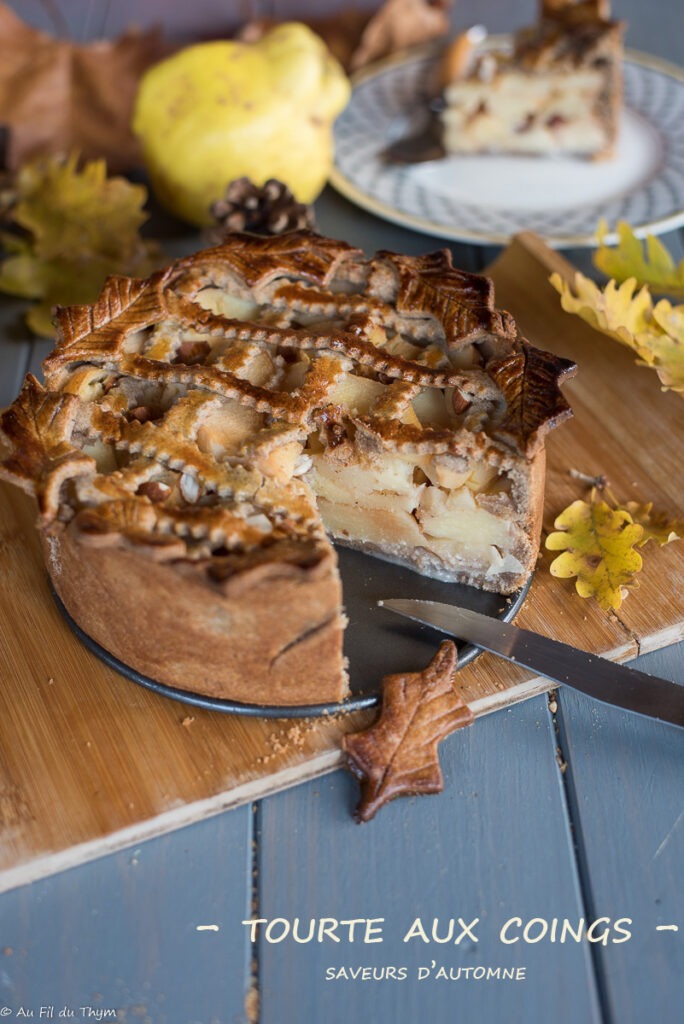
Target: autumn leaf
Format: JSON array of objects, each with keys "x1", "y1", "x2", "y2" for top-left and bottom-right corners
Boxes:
[
  {"x1": 342, "y1": 641, "x2": 473, "y2": 822},
  {"x1": 593, "y1": 220, "x2": 684, "y2": 298},
  {"x1": 547, "y1": 480, "x2": 683, "y2": 611},
  {"x1": 546, "y1": 494, "x2": 644, "y2": 611},
  {"x1": 238, "y1": 0, "x2": 451, "y2": 72},
  {"x1": 622, "y1": 501, "x2": 684, "y2": 548},
  {"x1": 647, "y1": 300, "x2": 684, "y2": 391},
  {"x1": 550, "y1": 271, "x2": 684, "y2": 393},
  {"x1": 0, "y1": 3, "x2": 168, "y2": 173},
  {"x1": 348, "y1": 0, "x2": 452, "y2": 71},
  {"x1": 551, "y1": 272, "x2": 651, "y2": 343},
  {"x1": 0, "y1": 153, "x2": 161, "y2": 336}
]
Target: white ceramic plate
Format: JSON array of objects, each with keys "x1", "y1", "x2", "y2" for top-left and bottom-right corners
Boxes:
[{"x1": 331, "y1": 46, "x2": 684, "y2": 248}]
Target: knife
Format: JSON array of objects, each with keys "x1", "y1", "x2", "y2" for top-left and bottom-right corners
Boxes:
[{"x1": 380, "y1": 599, "x2": 684, "y2": 728}]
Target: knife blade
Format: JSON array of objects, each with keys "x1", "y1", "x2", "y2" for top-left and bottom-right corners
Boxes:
[{"x1": 380, "y1": 599, "x2": 684, "y2": 728}]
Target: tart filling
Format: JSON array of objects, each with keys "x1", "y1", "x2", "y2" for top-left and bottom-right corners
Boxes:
[{"x1": 439, "y1": 1, "x2": 624, "y2": 159}]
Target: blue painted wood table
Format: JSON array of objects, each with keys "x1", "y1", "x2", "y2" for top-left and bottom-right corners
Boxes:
[{"x1": 0, "y1": 2, "x2": 682, "y2": 1022}]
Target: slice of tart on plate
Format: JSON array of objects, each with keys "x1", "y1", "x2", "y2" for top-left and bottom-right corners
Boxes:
[{"x1": 439, "y1": 0, "x2": 625, "y2": 159}]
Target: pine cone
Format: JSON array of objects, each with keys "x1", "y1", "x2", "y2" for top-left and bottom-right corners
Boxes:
[{"x1": 207, "y1": 177, "x2": 315, "y2": 241}]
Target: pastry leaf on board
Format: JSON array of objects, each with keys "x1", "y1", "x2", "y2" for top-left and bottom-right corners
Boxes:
[{"x1": 342, "y1": 641, "x2": 473, "y2": 822}]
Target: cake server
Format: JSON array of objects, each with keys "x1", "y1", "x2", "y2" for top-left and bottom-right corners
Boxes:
[{"x1": 380, "y1": 600, "x2": 684, "y2": 728}]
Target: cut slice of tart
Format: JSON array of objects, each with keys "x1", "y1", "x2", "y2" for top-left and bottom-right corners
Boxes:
[
  {"x1": 439, "y1": 1, "x2": 625, "y2": 159},
  {"x1": 0, "y1": 231, "x2": 574, "y2": 706}
]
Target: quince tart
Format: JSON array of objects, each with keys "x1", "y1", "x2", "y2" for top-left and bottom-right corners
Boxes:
[
  {"x1": 0, "y1": 232, "x2": 573, "y2": 706},
  {"x1": 439, "y1": 1, "x2": 624, "y2": 159}
]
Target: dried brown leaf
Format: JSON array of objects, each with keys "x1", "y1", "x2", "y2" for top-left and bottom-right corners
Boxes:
[
  {"x1": 342, "y1": 641, "x2": 473, "y2": 822},
  {"x1": 238, "y1": 0, "x2": 452, "y2": 72},
  {"x1": 50, "y1": 273, "x2": 167, "y2": 362},
  {"x1": 0, "y1": 3, "x2": 168, "y2": 172},
  {"x1": 349, "y1": 0, "x2": 452, "y2": 71}
]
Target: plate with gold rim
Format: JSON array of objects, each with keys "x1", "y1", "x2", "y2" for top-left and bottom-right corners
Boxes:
[{"x1": 331, "y1": 46, "x2": 684, "y2": 248}]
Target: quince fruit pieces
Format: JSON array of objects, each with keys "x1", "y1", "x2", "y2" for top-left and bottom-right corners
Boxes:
[{"x1": 132, "y1": 23, "x2": 350, "y2": 226}]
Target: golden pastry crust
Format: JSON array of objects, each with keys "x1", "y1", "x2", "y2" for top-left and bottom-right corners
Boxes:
[
  {"x1": 44, "y1": 527, "x2": 346, "y2": 706},
  {"x1": 1, "y1": 231, "x2": 574, "y2": 706}
]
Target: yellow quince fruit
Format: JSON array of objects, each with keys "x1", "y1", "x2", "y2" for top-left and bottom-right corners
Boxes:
[{"x1": 132, "y1": 23, "x2": 350, "y2": 226}]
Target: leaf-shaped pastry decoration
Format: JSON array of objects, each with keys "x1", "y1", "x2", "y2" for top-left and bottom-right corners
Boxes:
[
  {"x1": 550, "y1": 270, "x2": 684, "y2": 394},
  {"x1": 0, "y1": 3, "x2": 168, "y2": 173},
  {"x1": 189, "y1": 232, "x2": 361, "y2": 292},
  {"x1": 73, "y1": 500, "x2": 188, "y2": 562},
  {"x1": 594, "y1": 220, "x2": 684, "y2": 298},
  {"x1": 0, "y1": 374, "x2": 93, "y2": 514},
  {"x1": 342, "y1": 641, "x2": 474, "y2": 822},
  {"x1": 546, "y1": 494, "x2": 644, "y2": 611},
  {"x1": 381, "y1": 250, "x2": 516, "y2": 344},
  {"x1": 487, "y1": 342, "x2": 576, "y2": 456},
  {"x1": 50, "y1": 273, "x2": 168, "y2": 369}
]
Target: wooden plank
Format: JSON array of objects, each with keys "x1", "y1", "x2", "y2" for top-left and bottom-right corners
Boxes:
[
  {"x1": 0, "y1": 232, "x2": 682, "y2": 893},
  {"x1": 256, "y1": 696, "x2": 602, "y2": 1024},
  {"x1": 0, "y1": 806, "x2": 255, "y2": 1022},
  {"x1": 554, "y1": 646, "x2": 684, "y2": 1024}
]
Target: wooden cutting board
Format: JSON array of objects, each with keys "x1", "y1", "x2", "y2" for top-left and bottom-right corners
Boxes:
[{"x1": 1, "y1": 233, "x2": 682, "y2": 894}]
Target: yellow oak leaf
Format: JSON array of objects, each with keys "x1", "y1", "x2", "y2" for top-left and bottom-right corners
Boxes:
[
  {"x1": 549, "y1": 271, "x2": 684, "y2": 393},
  {"x1": 550, "y1": 272, "x2": 652, "y2": 344},
  {"x1": 593, "y1": 220, "x2": 684, "y2": 298},
  {"x1": 545, "y1": 496, "x2": 644, "y2": 611},
  {"x1": 621, "y1": 501, "x2": 684, "y2": 548},
  {"x1": 644, "y1": 300, "x2": 684, "y2": 391},
  {"x1": 0, "y1": 152, "x2": 160, "y2": 336}
]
